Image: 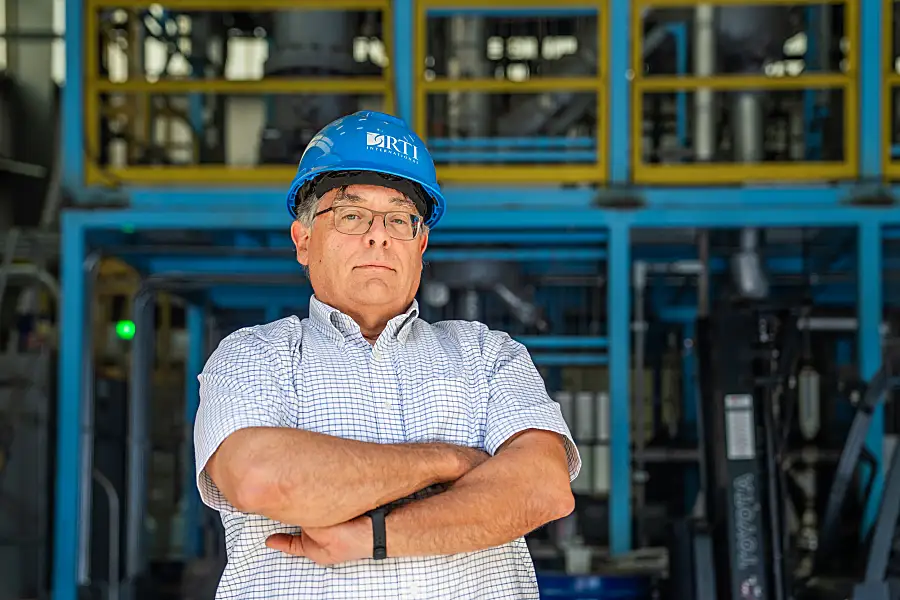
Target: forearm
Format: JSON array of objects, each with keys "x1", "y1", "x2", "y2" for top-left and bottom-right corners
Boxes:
[
  {"x1": 383, "y1": 432, "x2": 574, "y2": 557},
  {"x1": 212, "y1": 427, "x2": 464, "y2": 527}
]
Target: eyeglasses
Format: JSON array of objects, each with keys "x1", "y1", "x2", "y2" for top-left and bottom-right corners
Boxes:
[{"x1": 315, "y1": 205, "x2": 423, "y2": 241}]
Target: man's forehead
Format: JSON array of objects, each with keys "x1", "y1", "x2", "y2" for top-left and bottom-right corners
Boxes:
[{"x1": 330, "y1": 185, "x2": 418, "y2": 209}]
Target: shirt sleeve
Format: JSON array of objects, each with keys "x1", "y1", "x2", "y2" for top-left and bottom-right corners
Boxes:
[
  {"x1": 194, "y1": 328, "x2": 288, "y2": 512},
  {"x1": 482, "y1": 331, "x2": 582, "y2": 481}
]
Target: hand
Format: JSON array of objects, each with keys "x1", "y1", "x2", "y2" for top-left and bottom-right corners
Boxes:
[
  {"x1": 453, "y1": 445, "x2": 490, "y2": 478},
  {"x1": 266, "y1": 516, "x2": 373, "y2": 566}
]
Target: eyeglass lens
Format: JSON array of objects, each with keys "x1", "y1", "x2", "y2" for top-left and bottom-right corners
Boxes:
[{"x1": 333, "y1": 206, "x2": 421, "y2": 240}]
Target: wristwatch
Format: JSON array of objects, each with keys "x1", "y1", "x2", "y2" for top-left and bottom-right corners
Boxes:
[{"x1": 370, "y1": 507, "x2": 388, "y2": 560}]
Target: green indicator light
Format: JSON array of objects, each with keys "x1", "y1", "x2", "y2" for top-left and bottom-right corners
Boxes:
[{"x1": 116, "y1": 320, "x2": 136, "y2": 340}]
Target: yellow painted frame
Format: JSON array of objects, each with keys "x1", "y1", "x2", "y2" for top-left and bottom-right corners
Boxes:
[
  {"x1": 631, "y1": 0, "x2": 858, "y2": 185},
  {"x1": 883, "y1": 0, "x2": 900, "y2": 180},
  {"x1": 84, "y1": 0, "x2": 395, "y2": 186},
  {"x1": 413, "y1": 0, "x2": 609, "y2": 184}
]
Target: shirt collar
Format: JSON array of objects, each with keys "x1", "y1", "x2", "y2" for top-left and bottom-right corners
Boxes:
[{"x1": 308, "y1": 295, "x2": 419, "y2": 346}]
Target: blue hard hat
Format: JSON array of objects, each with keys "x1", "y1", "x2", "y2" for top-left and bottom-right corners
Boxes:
[{"x1": 285, "y1": 111, "x2": 446, "y2": 228}]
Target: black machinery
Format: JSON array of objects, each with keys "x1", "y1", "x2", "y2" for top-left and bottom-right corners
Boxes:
[{"x1": 670, "y1": 304, "x2": 900, "y2": 600}]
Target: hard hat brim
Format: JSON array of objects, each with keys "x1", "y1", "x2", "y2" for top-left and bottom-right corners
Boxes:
[{"x1": 286, "y1": 160, "x2": 445, "y2": 228}]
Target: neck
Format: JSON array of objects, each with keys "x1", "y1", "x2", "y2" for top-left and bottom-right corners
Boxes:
[{"x1": 324, "y1": 299, "x2": 411, "y2": 343}]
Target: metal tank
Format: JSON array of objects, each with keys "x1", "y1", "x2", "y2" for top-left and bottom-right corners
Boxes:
[
  {"x1": 706, "y1": 5, "x2": 789, "y2": 299},
  {"x1": 259, "y1": 11, "x2": 359, "y2": 163}
]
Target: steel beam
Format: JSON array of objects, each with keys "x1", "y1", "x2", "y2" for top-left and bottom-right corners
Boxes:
[
  {"x1": 52, "y1": 213, "x2": 87, "y2": 600},
  {"x1": 607, "y1": 222, "x2": 631, "y2": 554},
  {"x1": 859, "y1": 222, "x2": 884, "y2": 537}
]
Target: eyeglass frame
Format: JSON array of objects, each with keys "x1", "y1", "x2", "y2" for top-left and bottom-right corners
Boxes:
[{"x1": 314, "y1": 205, "x2": 424, "y2": 240}]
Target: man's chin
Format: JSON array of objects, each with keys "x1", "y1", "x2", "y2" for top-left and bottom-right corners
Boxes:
[{"x1": 348, "y1": 281, "x2": 396, "y2": 304}]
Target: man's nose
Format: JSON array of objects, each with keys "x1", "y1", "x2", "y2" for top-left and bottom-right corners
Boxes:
[{"x1": 364, "y1": 215, "x2": 391, "y2": 246}]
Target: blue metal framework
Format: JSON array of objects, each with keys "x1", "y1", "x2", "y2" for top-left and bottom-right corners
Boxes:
[{"x1": 52, "y1": 1, "x2": 895, "y2": 599}]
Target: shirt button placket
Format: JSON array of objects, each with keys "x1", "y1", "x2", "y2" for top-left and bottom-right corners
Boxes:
[{"x1": 371, "y1": 343, "x2": 400, "y2": 440}]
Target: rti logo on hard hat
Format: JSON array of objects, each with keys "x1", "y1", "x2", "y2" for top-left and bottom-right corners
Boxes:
[{"x1": 366, "y1": 132, "x2": 419, "y2": 163}]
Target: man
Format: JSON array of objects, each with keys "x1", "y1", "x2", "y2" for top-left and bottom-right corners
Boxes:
[{"x1": 195, "y1": 111, "x2": 581, "y2": 599}]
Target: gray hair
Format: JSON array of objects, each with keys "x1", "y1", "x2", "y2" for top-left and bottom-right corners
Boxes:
[
  {"x1": 293, "y1": 189, "x2": 322, "y2": 228},
  {"x1": 293, "y1": 186, "x2": 430, "y2": 235}
]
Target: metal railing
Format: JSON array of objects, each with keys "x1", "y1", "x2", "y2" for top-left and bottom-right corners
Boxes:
[
  {"x1": 83, "y1": 0, "x2": 395, "y2": 186},
  {"x1": 631, "y1": 0, "x2": 858, "y2": 184},
  {"x1": 412, "y1": 0, "x2": 609, "y2": 183},
  {"x1": 79, "y1": 0, "x2": 874, "y2": 188}
]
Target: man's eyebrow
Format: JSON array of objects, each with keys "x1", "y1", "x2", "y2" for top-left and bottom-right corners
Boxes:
[{"x1": 334, "y1": 192, "x2": 418, "y2": 211}]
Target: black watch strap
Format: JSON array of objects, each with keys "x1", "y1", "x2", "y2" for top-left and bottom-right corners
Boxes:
[{"x1": 371, "y1": 508, "x2": 387, "y2": 560}]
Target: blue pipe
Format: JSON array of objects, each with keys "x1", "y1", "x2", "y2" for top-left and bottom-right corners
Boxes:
[
  {"x1": 429, "y1": 137, "x2": 595, "y2": 149},
  {"x1": 663, "y1": 23, "x2": 688, "y2": 150},
  {"x1": 393, "y1": 0, "x2": 414, "y2": 124},
  {"x1": 427, "y1": 8, "x2": 597, "y2": 17},
  {"x1": 609, "y1": 0, "x2": 630, "y2": 184},
  {"x1": 682, "y1": 321, "x2": 699, "y2": 509},
  {"x1": 425, "y1": 249, "x2": 607, "y2": 261},
  {"x1": 431, "y1": 150, "x2": 596, "y2": 162},
  {"x1": 62, "y1": 0, "x2": 84, "y2": 190},
  {"x1": 182, "y1": 304, "x2": 205, "y2": 559},
  {"x1": 531, "y1": 353, "x2": 608, "y2": 366},
  {"x1": 804, "y1": 7, "x2": 824, "y2": 161},
  {"x1": 607, "y1": 223, "x2": 631, "y2": 554},
  {"x1": 53, "y1": 216, "x2": 87, "y2": 600},
  {"x1": 430, "y1": 232, "x2": 608, "y2": 245},
  {"x1": 858, "y1": 222, "x2": 884, "y2": 538},
  {"x1": 860, "y1": 0, "x2": 883, "y2": 177},
  {"x1": 516, "y1": 336, "x2": 608, "y2": 350}
]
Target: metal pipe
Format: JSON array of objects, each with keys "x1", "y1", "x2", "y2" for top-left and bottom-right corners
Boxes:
[
  {"x1": 797, "y1": 317, "x2": 889, "y2": 335},
  {"x1": 0, "y1": 264, "x2": 61, "y2": 301},
  {"x1": 0, "y1": 229, "x2": 20, "y2": 319},
  {"x1": 734, "y1": 93, "x2": 765, "y2": 163},
  {"x1": 125, "y1": 288, "x2": 155, "y2": 596},
  {"x1": 77, "y1": 253, "x2": 102, "y2": 586},
  {"x1": 92, "y1": 469, "x2": 121, "y2": 600},
  {"x1": 645, "y1": 259, "x2": 704, "y2": 276},
  {"x1": 694, "y1": 5, "x2": 716, "y2": 162},
  {"x1": 697, "y1": 232, "x2": 710, "y2": 317},
  {"x1": 632, "y1": 261, "x2": 648, "y2": 546}
]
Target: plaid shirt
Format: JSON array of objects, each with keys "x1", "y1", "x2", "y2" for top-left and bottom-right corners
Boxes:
[{"x1": 195, "y1": 295, "x2": 581, "y2": 599}]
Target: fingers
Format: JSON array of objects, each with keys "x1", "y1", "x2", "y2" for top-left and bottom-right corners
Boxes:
[{"x1": 266, "y1": 533, "x2": 306, "y2": 556}]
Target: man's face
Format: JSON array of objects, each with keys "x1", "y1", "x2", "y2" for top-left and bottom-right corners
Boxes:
[{"x1": 290, "y1": 184, "x2": 429, "y2": 312}]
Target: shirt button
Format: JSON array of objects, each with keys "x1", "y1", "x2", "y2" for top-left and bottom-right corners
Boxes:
[
  {"x1": 372, "y1": 349, "x2": 381, "y2": 361},
  {"x1": 383, "y1": 398, "x2": 392, "y2": 408}
]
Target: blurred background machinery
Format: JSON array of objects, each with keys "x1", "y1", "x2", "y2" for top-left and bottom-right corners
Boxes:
[{"x1": 0, "y1": 0, "x2": 899, "y2": 599}]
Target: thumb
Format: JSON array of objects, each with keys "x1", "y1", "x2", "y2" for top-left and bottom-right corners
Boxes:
[{"x1": 266, "y1": 533, "x2": 306, "y2": 556}]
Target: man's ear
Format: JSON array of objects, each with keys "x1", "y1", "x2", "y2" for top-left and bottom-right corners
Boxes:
[
  {"x1": 419, "y1": 227, "x2": 429, "y2": 256},
  {"x1": 290, "y1": 220, "x2": 311, "y2": 265}
]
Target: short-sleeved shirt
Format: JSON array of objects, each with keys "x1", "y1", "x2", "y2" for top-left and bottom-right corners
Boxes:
[{"x1": 195, "y1": 295, "x2": 581, "y2": 600}]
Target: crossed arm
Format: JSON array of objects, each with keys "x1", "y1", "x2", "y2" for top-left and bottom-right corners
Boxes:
[
  {"x1": 197, "y1": 329, "x2": 578, "y2": 559},
  {"x1": 206, "y1": 425, "x2": 574, "y2": 558}
]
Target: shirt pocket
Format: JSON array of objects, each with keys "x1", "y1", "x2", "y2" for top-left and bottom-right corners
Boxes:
[{"x1": 400, "y1": 377, "x2": 486, "y2": 448}]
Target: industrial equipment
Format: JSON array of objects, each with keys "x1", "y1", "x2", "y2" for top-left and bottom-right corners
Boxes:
[
  {"x1": 669, "y1": 303, "x2": 900, "y2": 600},
  {"x1": 48, "y1": 0, "x2": 898, "y2": 598}
]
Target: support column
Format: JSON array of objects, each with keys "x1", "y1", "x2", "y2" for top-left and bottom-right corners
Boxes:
[
  {"x1": 682, "y1": 321, "x2": 699, "y2": 510},
  {"x1": 609, "y1": 0, "x2": 630, "y2": 183},
  {"x1": 182, "y1": 304, "x2": 206, "y2": 559},
  {"x1": 62, "y1": 0, "x2": 85, "y2": 188},
  {"x1": 52, "y1": 213, "x2": 87, "y2": 600},
  {"x1": 393, "y1": 0, "x2": 414, "y2": 124},
  {"x1": 608, "y1": 223, "x2": 631, "y2": 554},
  {"x1": 858, "y1": 221, "x2": 883, "y2": 537},
  {"x1": 859, "y1": 0, "x2": 883, "y2": 178}
]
